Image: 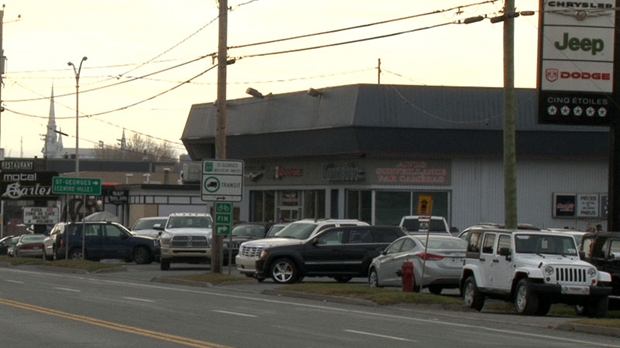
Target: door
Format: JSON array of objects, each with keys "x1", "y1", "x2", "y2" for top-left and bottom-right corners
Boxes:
[
  {"x1": 478, "y1": 232, "x2": 497, "y2": 288},
  {"x1": 340, "y1": 227, "x2": 376, "y2": 275},
  {"x1": 379, "y1": 238, "x2": 416, "y2": 287},
  {"x1": 301, "y1": 228, "x2": 345, "y2": 274},
  {"x1": 102, "y1": 225, "x2": 132, "y2": 260},
  {"x1": 82, "y1": 224, "x2": 104, "y2": 260},
  {"x1": 489, "y1": 233, "x2": 513, "y2": 290}
]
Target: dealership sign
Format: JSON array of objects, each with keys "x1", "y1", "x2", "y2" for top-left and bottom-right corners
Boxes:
[{"x1": 538, "y1": 0, "x2": 618, "y2": 125}]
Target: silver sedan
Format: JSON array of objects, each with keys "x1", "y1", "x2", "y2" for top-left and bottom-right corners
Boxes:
[{"x1": 368, "y1": 234, "x2": 466, "y2": 294}]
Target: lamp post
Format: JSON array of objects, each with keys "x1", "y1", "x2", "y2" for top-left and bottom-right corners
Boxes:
[{"x1": 68, "y1": 56, "x2": 87, "y2": 177}]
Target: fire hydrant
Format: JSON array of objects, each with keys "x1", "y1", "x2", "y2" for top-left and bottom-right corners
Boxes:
[{"x1": 401, "y1": 259, "x2": 414, "y2": 292}]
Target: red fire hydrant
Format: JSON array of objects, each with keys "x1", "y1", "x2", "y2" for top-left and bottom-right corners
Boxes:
[{"x1": 401, "y1": 259, "x2": 414, "y2": 292}]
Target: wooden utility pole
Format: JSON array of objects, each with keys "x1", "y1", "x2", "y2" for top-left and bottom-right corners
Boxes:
[
  {"x1": 213, "y1": 0, "x2": 228, "y2": 274},
  {"x1": 503, "y1": 0, "x2": 518, "y2": 230}
]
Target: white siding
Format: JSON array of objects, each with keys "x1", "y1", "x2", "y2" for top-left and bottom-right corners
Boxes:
[{"x1": 452, "y1": 158, "x2": 608, "y2": 232}]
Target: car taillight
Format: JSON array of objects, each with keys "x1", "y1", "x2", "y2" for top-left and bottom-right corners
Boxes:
[
  {"x1": 419, "y1": 252, "x2": 444, "y2": 261},
  {"x1": 60, "y1": 238, "x2": 65, "y2": 247}
]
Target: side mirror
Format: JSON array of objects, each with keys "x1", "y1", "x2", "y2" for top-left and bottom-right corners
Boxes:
[{"x1": 499, "y1": 247, "x2": 511, "y2": 257}]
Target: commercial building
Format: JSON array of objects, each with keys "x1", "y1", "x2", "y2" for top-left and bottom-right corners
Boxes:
[{"x1": 181, "y1": 84, "x2": 609, "y2": 231}]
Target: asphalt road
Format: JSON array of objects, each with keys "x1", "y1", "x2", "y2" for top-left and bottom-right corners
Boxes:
[{"x1": 1, "y1": 262, "x2": 619, "y2": 348}]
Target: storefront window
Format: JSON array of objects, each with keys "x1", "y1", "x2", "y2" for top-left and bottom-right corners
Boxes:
[
  {"x1": 303, "y1": 190, "x2": 325, "y2": 219},
  {"x1": 375, "y1": 191, "x2": 410, "y2": 225}
]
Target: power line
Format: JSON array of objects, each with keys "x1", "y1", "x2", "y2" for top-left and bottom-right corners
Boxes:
[{"x1": 229, "y1": 0, "x2": 497, "y2": 49}]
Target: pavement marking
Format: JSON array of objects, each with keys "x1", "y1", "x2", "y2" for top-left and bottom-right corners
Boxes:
[
  {"x1": 122, "y1": 297, "x2": 155, "y2": 303},
  {"x1": 54, "y1": 287, "x2": 81, "y2": 292},
  {"x1": 213, "y1": 310, "x2": 257, "y2": 317},
  {"x1": 4, "y1": 279, "x2": 24, "y2": 284},
  {"x1": 345, "y1": 329, "x2": 418, "y2": 342},
  {"x1": 0, "y1": 298, "x2": 233, "y2": 348}
]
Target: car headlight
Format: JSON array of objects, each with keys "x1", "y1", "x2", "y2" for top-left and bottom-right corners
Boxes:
[
  {"x1": 159, "y1": 233, "x2": 172, "y2": 246},
  {"x1": 587, "y1": 268, "x2": 597, "y2": 278},
  {"x1": 544, "y1": 265, "x2": 554, "y2": 277}
]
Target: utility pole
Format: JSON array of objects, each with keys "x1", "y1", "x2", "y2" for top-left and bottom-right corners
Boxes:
[
  {"x1": 377, "y1": 58, "x2": 381, "y2": 84},
  {"x1": 0, "y1": 6, "x2": 4, "y2": 159},
  {"x1": 502, "y1": 0, "x2": 518, "y2": 230},
  {"x1": 213, "y1": 0, "x2": 228, "y2": 274}
]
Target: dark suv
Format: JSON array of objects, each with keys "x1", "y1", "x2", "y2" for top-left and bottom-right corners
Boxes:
[
  {"x1": 253, "y1": 225, "x2": 407, "y2": 284},
  {"x1": 47, "y1": 221, "x2": 159, "y2": 264},
  {"x1": 580, "y1": 232, "x2": 620, "y2": 310}
]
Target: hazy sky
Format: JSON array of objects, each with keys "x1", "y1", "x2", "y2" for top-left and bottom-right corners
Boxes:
[{"x1": 0, "y1": 0, "x2": 540, "y2": 159}]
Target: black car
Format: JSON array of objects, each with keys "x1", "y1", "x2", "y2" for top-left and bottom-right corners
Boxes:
[
  {"x1": 580, "y1": 232, "x2": 620, "y2": 309},
  {"x1": 53, "y1": 221, "x2": 160, "y2": 264},
  {"x1": 254, "y1": 225, "x2": 407, "y2": 284},
  {"x1": 224, "y1": 222, "x2": 268, "y2": 265}
]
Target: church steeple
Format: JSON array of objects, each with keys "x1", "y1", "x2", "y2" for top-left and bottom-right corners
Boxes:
[{"x1": 42, "y1": 84, "x2": 63, "y2": 158}]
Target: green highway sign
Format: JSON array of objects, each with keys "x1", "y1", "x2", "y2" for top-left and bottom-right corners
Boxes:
[
  {"x1": 214, "y1": 202, "x2": 233, "y2": 235},
  {"x1": 52, "y1": 177, "x2": 102, "y2": 195}
]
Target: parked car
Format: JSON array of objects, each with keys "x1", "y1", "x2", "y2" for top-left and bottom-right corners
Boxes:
[
  {"x1": 236, "y1": 219, "x2": 370, "y2": 279},
  {"x1": 155, "y1": 212, "x2": 213, "y2": 270},
  {"x1": 399, "y1": 215, "x2": 455, "y2": 235},
  {"x1": 224, "y1": 222, "x2": 268, "y2": 264},
  {"x1": 461, "y1": 227, "x2": 611, "y2": 317},
  {"x1": 131, "y1": 216, "x2": 168, "y2": 238},
  {"x1": 52, "y1": 221, "x2": 159, "y2": 264},
  {"x1": 458, "y1": 222, "x2": 542, "y2": 240},
  {"x1": 0, "y1": 235, "x2": 15, "y2": 255},
  {"x1": 249, "y1": 225, "x2": 406, "y2": 284},
  {"x1": 265, "y1": 223, "x2": 289, "y2": 238},
  {"x1": 545, "y1": 228, "x2": 588, "y2": 248},
  {"x1": 14, "y1": 234, "x2": 46, "y2": 258},
  {"x1": 6, "y1": 236, "x2": 20, "y2": 257},
  {"x1": 368, "y1": 234, "x2": 467, "y2": 294},
  {"x1": 579, "y1": 232, "x2": 620, "y2": 310}
]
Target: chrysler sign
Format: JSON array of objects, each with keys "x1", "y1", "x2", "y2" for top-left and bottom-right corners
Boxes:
[{"x1": 538, "y1": 0, "x2": 618, "y2": 125}]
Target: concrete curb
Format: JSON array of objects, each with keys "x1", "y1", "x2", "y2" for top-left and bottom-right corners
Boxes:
[{"x1": 556, "y1": 322, "x2": 620, "y2": 338}]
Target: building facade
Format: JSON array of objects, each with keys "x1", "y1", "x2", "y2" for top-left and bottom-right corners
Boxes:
[{"x1": 179, "y1": 84, "x2": 611, "y2": 231}]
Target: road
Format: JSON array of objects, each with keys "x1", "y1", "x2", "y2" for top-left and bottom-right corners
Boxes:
[{"x1": 1, "y1": 263, "x2": 619, "y2": 348}]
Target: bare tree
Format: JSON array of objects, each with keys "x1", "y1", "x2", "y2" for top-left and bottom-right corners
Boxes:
[{"x1": 93, "y1": 134, "x2": 176, "y2": 161}]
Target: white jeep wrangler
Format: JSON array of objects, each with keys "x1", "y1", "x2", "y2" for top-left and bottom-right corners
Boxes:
[{"x1": 460, "y1": 227, "x2": 612, "y2": 317}]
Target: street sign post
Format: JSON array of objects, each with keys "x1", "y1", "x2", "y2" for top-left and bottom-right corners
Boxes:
[
  {"x1": 201, "y1": 160, "x2": 244, "y2": 202},
  {"x1": 52, "y1": 177, "x2": 102, "y2": 195},
  {"x1": 214, "y1": 201, "x2": 233, "y2": 235}
]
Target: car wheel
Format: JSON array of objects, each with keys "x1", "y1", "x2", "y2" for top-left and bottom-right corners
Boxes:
[
  {"x1": 270, "y1": 258, "x2": 297, "y2": 284},
  {"x1": 334, "y1": 276, "x2": 353, "y2": 283},
  {"x1": 69, "y1": 248, "x2": 84, "y2": 260},
  {"x1": 586, "y1": 296, "x2": 609, "y2": 318},
  {"x1": 368, "y1": 268, "x2": 380, "y2": 287},
  {"x1": 463, "y1": 276, "x2": 485, "y2": 311},
  {"x1": 160, "y1": 259, "x2": 171, "y2": 270},
  {"x1": 133, "y1": 246, "x2": 151, "y2": 265},
  {"x1": 515, "y1": 279, "x2": 539, "y2": 315},
  {"x1": 535, "y1": 299, "x2": 551, "y2": 316},
  {"x1": 428, "y1": 285, "x2": 443, "y2": 295}
]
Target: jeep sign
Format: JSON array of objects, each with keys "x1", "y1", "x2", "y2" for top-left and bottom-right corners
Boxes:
[{"x1": 537, "y1": 0, "x2": 617, "y2": 125}]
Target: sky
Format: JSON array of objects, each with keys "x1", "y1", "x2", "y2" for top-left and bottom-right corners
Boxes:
[{"x1": 0, "y1": 0, "x2": 541, "y2": 159}]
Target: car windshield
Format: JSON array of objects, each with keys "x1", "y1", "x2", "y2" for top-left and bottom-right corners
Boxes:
[
  {"x1": 133, "y1": 218, "x2": 166, "y2": 230},
  {"x1": 402, "y1": 219, "x2": 446, "y2": 232},
  {"x1": 416, "y1": 236, "x2": 467, "y2": 250},
  {"x1": 266, "y1": 224, "x2": 288, "y2": 237},
  {"x1": 20, "y1": 234, "x2": 45, "y2": 243},
  {"x1": 167, "y1": 216, "x2": 212, "y2": 229},
  {"x1": 515, "y1": 234, "x2": 578, "y2": 255},
  {"x1": 276, "y1": 223, "x2": 318, "y2": 240},
  {"x1": 232, "y1": 225, "x2": 265, "y2": 238}
]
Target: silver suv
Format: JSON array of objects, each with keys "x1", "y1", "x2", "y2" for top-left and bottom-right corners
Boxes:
[
  {"x1": 156, "y1": 213, "x2": 213, "y2": 270},
  {"x1": 236, "y1": 219, "x2": 369, "y2": 280},
  {"x1": 460, "y1": 227, "x2": 612, "y2": 317}
]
